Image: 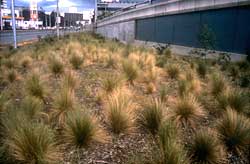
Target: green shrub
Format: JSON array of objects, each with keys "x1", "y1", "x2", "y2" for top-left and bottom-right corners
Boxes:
[
  {"x1": 138, "y1": 99, "x2": 164, "y2": 135},
  {"x1": 190, "y1": 130, "x2": 225, "y2": 164},
  {"x1": 216, "y1": 109, "x2": 250, "y2": 154}
]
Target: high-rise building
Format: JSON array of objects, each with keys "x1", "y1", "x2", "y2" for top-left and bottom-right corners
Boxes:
[
  {"x1": 0, "y1": 0, "x2": 7, "y2": 9},
  {"x1": 30, "y1": 0, "x2": 38, "y2": 21}
]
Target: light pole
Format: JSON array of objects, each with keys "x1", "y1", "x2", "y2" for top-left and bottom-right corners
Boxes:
[
  {"x1": 0, "y1": 0, "x2": 3, "y2": 31},
  {"x1": 56, "y1": 0, "x2": 59, "y2": 39},
  {"x1": 11, "y1": 0, "x2": 17, "y2": 48},
  {"x1": 95, "y1": 0, "x2": 97, "y2": 23}
]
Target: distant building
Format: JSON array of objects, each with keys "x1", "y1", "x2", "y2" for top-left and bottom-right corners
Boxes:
[{"x1": 64, "y1": 13, "x2": 83, "y2": 27}]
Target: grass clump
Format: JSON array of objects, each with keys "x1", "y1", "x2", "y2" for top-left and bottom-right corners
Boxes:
[
  {"x1": 105, "y1": 90, "x2": 134, "y2": 134},
  {"x1": 196, "y1": 61, "x2": 208, "y2": 78},
  {"x1": 138, "y1": 98, "x2": 164, "y2": 135},
  {"x1": 3, "y1": 121, "x2": 60, "y2": 164},
  {"x1": 165, "y1": 63, "x2": 180, "y2": 79},
  {"x1": 216, "y1": 109, "x2": 250, "y2": 154},
  {"x1": 159, "y1": 85, "x2": 168, "y2": 102},
  {"x1": 52, "y1": 89, "x2": 76, "y2": 125},
  {"x1": 190, "y1": 130, "x2": 225, "y2": 164},
  {"x1": 217, "y1": 89, "x2": 249, "y2": 113},
  {"x1": 20, "y1": 96, "x2": 44, "y2": 120},
  {"x1": 122, "y1": 59, "x2": 139, "y2": 84},
  {"x1": 6, "y1": 69, "x2": 18, "y2": 83},
  {"x1": 63, "y1": 70, "x2": 78, "y2": 90},
  {"x1": 20, "y1": 56, "x2": 32, "y2": 69},
  {"x1": 158, "y1": 121, "x2": 189, "y2": 164},
  {"x1": 210, "y1": 73, "x2": 228, "y2": 97},
  {"x1": 170, "y1": 95, "x2": 205, "y2": 127},
  {"x1": 101, "y1": 74, "x2": 123, "y2": 94},
  {"x1": 26, "y1": 73, "x2": 46, "y2": 100},
  {"x1": 64, "y1": 110, "x2": 106, "y2": 148},
  {"x1": 48, "y1": 57, "x2": 64, "y2": 76},
  {"x1": 70, "y1": 54, "x2": 84, "y2": 70}
]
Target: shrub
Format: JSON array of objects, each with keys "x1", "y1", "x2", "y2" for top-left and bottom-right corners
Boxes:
[
  {"x1": 4, "y1": 122, "x2": 60, "y2": 163},
  {"x1": 20, "y1": 96, "x2": 44, "y2": 120},
  {"x1": 63, "y1": 70, "x2": 78, "y2": 90},
  {"x1": 105, "y1": 90, "x2": 134, "y2": 134},
  {"x1": 122, "y1": 59, "x2": 139, "y2": 84},
  {"x1": 210, "y1": 73, "x2": 228, "y2": 97},
  {"x1": 64, "y1": 110, "x2": 106, "y2": 148},
  {"x1": 138, "y1": 99, "x2": 164, "y2": 135},
  {"x1": 70, "y1": 54, "x2": 84, "y2": 69},
  {"x1": 170, "y1": 95, "x2": 205, "y2": 127},
  {"x1": 216, "y1": 109, "x2": 250, "y2": 154},
  {"x1": 165, "y1": 63, "x2": 180, "y2": 79},
  {"x1": 26, "y1": 73, "x2": 46, "y2": 100},
  {"x1": 101, "y1": 74, "x2": 123, "y2": 94},
  {"x1": 48, "y1": 57, "x2": 64, "y2": 76},
  {"x1": 196, "y1": 61, "x2": 208, "y2": 78},
  {"x1": 52, "y1": 89, "x2": 75, "y2": 125},
  {"x1": 190, "y1": 130, "x2": 225, "y2": 164}
]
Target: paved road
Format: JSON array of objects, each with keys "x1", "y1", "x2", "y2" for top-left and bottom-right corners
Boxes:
[{"x1": 0, "y1": 29, "x2": 83, "y2": 45}]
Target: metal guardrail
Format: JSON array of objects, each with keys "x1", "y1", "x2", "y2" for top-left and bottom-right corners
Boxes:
[{"x1": 98, "y1": 0, "x2": 151, "y2": 20}]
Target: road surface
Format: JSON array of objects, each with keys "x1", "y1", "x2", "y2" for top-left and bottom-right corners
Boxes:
[{"x1": 0, "y1": 29, "x2": 83, "y2": 45}]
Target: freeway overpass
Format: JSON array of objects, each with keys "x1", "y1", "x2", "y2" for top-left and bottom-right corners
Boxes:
[{"x1": 96, "y1": 0, "x2": 250, "y2": 55}]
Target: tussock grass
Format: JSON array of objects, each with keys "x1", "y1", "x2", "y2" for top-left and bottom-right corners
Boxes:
[
  {"x1": 20, "y1": 56, "x2": 32, "y2": 69},
  {"x1": 20, "y1": 96, "x2": 46, "y2": 121},
  {"x1": 101, "y1": 74, "x2": 123, "y2": 94},
  {"x1": 4, "y1": 122, "x2": 61, "y2": 164},
  {"x1": 216, "y1": 108, "x2": 250, "y2": 154},
  {"x1": 196, "y1": 61, "x2": 208, "y2": 78},
  {"x1": 210, "y1": 73, "x2": 228, "y2": 97},
  {"x1": 63, "y1": 70, "x2": 78, "y2": 90},
  {"x1": 105, "y1": 90, "x2": 135, "y2": 134},
  {"x1": 159, "y1": 85, "x2": 168, "y2": 102},
  {"x1": 170, "y1": 95, "x2": 205, "y2": 127},
  {"x1": 2, "y1": 58, "x2": 16, "y2": 69},
  {"x1": 138, "y1": 98, "x2": 164, "y2": 135},
  {"x1": 52, "y1": 89, "x2": 76, "y2": 125},
  {"x1": 190, "y1": 129, "x2": 225, "y2": 164},
  {"x1": 5, "y1": 69, "x2": 18, "y2": 83},
  {"x1": 70, "y1": 54, "x2": 84, "y2": 69},
  {"x1": 64, "y1": 110, "x2": 107, "y2": 148},
  {"x1": 217, "y1": 89, "x2": 249, "y2": 113},
  {"x1": 25, "y1": 73, "x2": 46, "y2": 100},
  {"x1": 48, "y1": 57, "x2": 64, "y2": 76},
  {"x1": 165, "y1": 63, "x2": 180, "y2": 79},
  {"x1": 158, "y1": 121, "x2": 189, "y2": 164},
  {"x1": 122, "y1": 59, "x2": 139, "y2": 84}
]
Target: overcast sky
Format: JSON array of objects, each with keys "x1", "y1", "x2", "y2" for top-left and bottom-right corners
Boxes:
[{"x1": 7, "y1": 0, "x2": 95, "y2": 12}]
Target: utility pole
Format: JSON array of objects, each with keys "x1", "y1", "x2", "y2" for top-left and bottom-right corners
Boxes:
[
  {"x1": 95, "y1": 0, "x2": 97, "y2": 23},
  {"x1": 0, "y1": 0, "x2": 3, "y2": 31},
  {"x1": 11, "y1": 0, "x2": 17, "y2": 48},
  {"x1": 56, "y1": 0, "x2": 59, "y2": 39}
]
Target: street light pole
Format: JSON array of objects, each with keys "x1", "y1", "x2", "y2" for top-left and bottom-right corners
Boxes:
[
  {"x1": 94, "y1": 0, "x2": 97, "y2": 23},
  {"x1": 11, "y1": 0, "x2": 17, "y2": 48},
  {"x1": 0, "y1": 0, "x2": 3, "y2": 31},
  {"x1": 56, "y1": 0, "x2": 59, "y2": 39}
]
